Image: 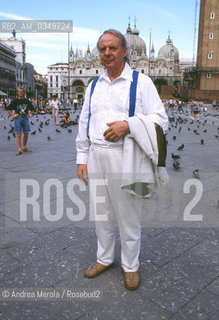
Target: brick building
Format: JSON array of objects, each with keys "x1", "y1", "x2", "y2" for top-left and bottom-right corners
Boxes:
[{"x1": 196, "y1": 0, "x2": 219, "y2": 99}]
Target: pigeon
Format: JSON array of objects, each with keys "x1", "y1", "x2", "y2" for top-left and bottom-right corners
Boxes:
[
  {"x1": 7, "y1": 135, "x2": 10, "y2": 140},
  {"x1": 68, "y1": 129, "x2": 72, "y2": 133},
  {"x1": 38, "y1": 128, "x2": 42, "y2": 132},
  {"x1": 30, "y1": 121, "x2": 35, "y2": 125},
  {"x1": 4, "y1": 126, "x2": 6, "y2": 130},
  {"x1": 203, "y1": 129, "x2": 207, "y2": 133},
  {"x1": 178, "y1": 126, "x2": 182, "y2": 133},
  {"x1": 31, "y1": 130, "x2": 36, "y2": 135},
  {"x1": 47, "y1": 136, "x2": 51, "y2": 141},
  {"x1": 177, "y1": 144, "x2": 184, "y2": 151},
  {"x1": 193, "y1": 169, "x2": 200, "y2": 179},
  {"x1": 173, "y1": 136, "x2": 176, "y2": 140},
  {"x1": 171, "y1": 153, "x2": 180, "y2": 160},
  {"x1": 201, "y1": 139, "x2": 204, "y2": 145},
  {"x1": 56, "y1": 128, "x2": 61, "y2": 133},
  {"x1": 177, "y1": 116, "x2": 183, "y2": 124},
  {"x1": 173, "y1": 161, "x2": 181, "y2": 170}
]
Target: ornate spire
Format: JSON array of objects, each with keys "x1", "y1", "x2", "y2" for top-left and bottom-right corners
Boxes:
[
  {"x1": 151, "y1": 42, "x2": 155, "y2": 52},
  {"x1": 166, "y1": 29, "x2": 172, "y2": 44},
  {"x1": 12, "y1": 29, "x2": 16, "y2": 38},
  {"x1": 126, "y1": 16, "x2": 132, "y2": 34},
  {"x1": 132, "y1": 16, "x2": 139, "y2": 35}
]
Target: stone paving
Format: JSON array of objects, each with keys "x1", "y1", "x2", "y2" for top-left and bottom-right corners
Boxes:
[{"x1": 0, "y1": 104, "x2": 218, "y2": 320}]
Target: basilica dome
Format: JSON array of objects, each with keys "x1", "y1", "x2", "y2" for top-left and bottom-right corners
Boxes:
[
  {"x1": 91, "y1": 47, "x2": 99, "y2": 57},
  {"x1": 158, "y1": 35, "x2": 179, "y2": 61},
  {"x1": 124, "y1": 24, "x2": 146, "y2": 56}
]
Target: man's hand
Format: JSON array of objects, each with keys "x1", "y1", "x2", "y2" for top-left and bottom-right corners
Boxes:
[
  {"x1": 103, "y1": 121, "x2": 130, "y2": 142},
  {"x1": 77, "y1": 164, "x2": 88, "y2": 186},
  {"x1": 12, "y1": 113, "x2": 19, "y2": 118}
]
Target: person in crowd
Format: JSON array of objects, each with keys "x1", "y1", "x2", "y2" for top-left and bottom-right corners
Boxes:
[
  {"x1": 6, "y1": 88, "x2": 34, "y2": 155},
  {"x1": 49, "y1": 95, "x2": 61, "y2": 126}
]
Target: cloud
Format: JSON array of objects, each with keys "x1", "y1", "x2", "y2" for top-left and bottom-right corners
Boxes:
[
  {"x1": 27, "y1": 54, "x2": 55, "y2": 62},
  {"x1": 26, "y1": 40, "x2": 63, "y2": 49},
  {"x1": 0, "y1": 11, "x2": 31, "y2": 20},
  {"x1": 73, "y1": 26, "x2": 100, "y2": 44},
  {"x1": 157, "y1": 8, "x2": 178, "y2": 21}
]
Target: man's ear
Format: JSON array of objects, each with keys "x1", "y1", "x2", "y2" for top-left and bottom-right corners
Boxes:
[{"x1": 123, "y1": 47, "x2": 127, "y2": 58}]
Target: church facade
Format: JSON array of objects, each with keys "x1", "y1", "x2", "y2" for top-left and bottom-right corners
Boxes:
[{"x1": 47, "y1": 24, "x2": 184, "y2": 100}]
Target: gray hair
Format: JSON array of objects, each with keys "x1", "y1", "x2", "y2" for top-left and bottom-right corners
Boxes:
[{"x1": 97, "y1": 29, "x2": 130, "y2": 64}]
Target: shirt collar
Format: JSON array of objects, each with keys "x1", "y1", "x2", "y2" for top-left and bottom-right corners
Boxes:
[{"x1": 99, "y1": 62, "x2": 133, "y2": 83}]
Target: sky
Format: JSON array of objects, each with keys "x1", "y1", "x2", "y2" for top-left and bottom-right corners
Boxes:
[{"x1": 0, "y1": 0, "x2": 200, "y2": 75}]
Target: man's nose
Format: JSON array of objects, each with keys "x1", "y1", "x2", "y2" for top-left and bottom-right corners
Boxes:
[{"x1": 105, "y1": 47, "x2": 111, "y2": 55}]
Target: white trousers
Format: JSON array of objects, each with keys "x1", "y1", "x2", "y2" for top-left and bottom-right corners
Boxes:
[
  {"x1": 88, "y1": 144, "x2": 142, "y2": 272},
  {"x1": 52, "y1": 108, "x2": 59, "y2": 125}
]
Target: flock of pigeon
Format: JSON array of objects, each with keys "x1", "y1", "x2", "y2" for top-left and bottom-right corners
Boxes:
[
  {"x1": 1, "y1": 104, "x2": 219, "y2": 181},
  {"x1": 166, "y1": 106, "x2": 219, "y2": 180},
  {"x1": 1, "y1": 106, "x2": 80, "y2": 143}
]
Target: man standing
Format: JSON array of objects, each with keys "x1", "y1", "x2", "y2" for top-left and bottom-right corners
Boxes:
[
  {"x1": 76, "y1": 29, "x2": 168, "y2": 290},
  {"x1": 6, "y1": 88, "x2": 34, "y2": 155},
  {"x1": 73, "y1": 97, "x2": 78, "y2": 110},
  {"x1": 49, "y1": 96, "x2": 60, "y2": 126}
]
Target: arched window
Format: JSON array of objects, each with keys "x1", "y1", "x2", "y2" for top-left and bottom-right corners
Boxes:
[
  {"x1": 209, "y1": 33, "x2": 214, "y2": 39},
  {"x1": 210, "y1": 12, "x2": 215, "y2": 19}
]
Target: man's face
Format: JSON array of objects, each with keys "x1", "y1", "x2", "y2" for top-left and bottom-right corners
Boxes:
[
  {"x1": 98, "y1": 33, "x2": 127, "y2": 72},
  {"x1": 17, "y1": 89, "x2": 25, "y2": 99}
]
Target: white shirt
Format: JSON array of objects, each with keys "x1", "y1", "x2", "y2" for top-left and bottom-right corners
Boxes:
[
  {"x1": 50, "y1": 99, "x2": 60, "y2": 109},
  {"x1": 76, "y1": 63, "x2": 168, "y2": 165}
]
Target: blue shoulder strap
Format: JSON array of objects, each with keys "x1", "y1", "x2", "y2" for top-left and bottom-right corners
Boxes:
[
  {"x1": 87, "y1": 77, "x2": 99, "y2": 139},
  {"x1": 129, "y1": 70, "x2": 139, "y2": 117},
  {"x1": 86, "y1": 70, "x2": 139, "y2": 138}
]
